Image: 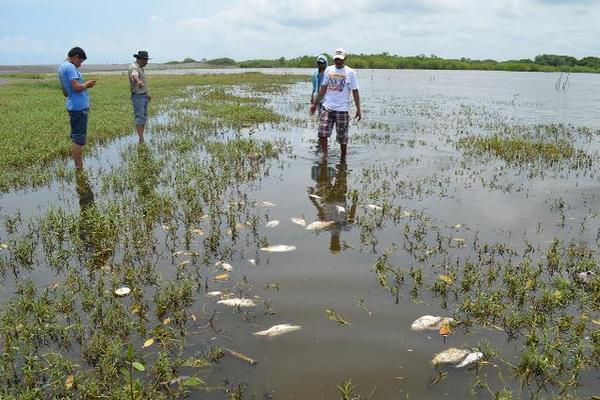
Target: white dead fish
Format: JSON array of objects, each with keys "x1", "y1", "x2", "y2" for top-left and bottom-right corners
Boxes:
[
  {"x1": 336, "y1": 205, "x2": 346, "y2": 213},
  {"x1": 253, "y1": 324, "x2": 302, "y2": 337},
  {"x1": 306, "y1": 221, "x2": 335, "y2": 231},
  {"x1": 432, "y1": 348, "x2": 470, "y2": 365},
  {"x1": 260, "y1": 245, "x2": 296, "y2": 253},
  {"x1": 260, "y1": 201, "x2": 277, "y2": 207},
  {"x1": 265, "y1": 220, "x2": 280, "y2": 228},
  {"x1": 206, "y1": 291, "x2": 222, "y2": 298},
  {"x1": 217, "y1": 298, "x2": 256, "y2": 307},
  {"x1": 291, "y1": 217, "x2": 307, "y2": 226},
  {"x1": 214, "y1": 261, "x2": 233, "y2": 271},
  {"x1": 410, "y1": 315, "x2": 455, "y2": 332},
  {"x1": 115, "y1": 287, "x2": 131, "y2": 296},
  {"x1": 574, "y1": 271, "x2": 596, "y2": 285},
  {"x1": 365, "y1": 204, "x2": 382, "y2": 211},
  {"x1": 309, "y1": 194, "x2": 323, "y2": 200},
  {"x1": 456, "y1": 351, "x2": 483, "y2": 368},
  {"x1": 248, "y1": 258, "x2": 257, "y2": 265}
]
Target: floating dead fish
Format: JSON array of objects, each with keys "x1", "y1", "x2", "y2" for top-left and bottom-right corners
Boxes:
[
  {"x1": 189, "y1": 228, "x2": 204, "y2": 235},
  {"x1": 574, "y1": 271, "x2": 596, "y2": 285},
  {"x1": 306, "y1": 221, "x2": 335, "y2": 231},
  {"x1": 173, "y1": 250, "x2": 185, "y2": 256},
  {"x1": 453, "y1": 224, "x2": 463, "y2": 229},
  {"x1": 265, "y1": 220, "x2": 280, "y2": 228},
  {"x1": 253, "y1": 324, "x2": 302, "y2": 337},
  {"x1": 248, "y1": 259, "x2": 257, "y2": 265},
  {"x1": 432, "y1": 348, "x2": 470, "y2": 365},
  {"x1": 291, "y1": 217, "x2": 307, "y2": 226},
  {"x1": 178, "y1": 260, "x2": 191, "y2": 267},
  {"x1": 115, "y1": 287, "x2": 131, "y2": 296},
  {"x1": 217, "y1": 298, "x2": 256, "y2": 307},
  {"x1": 143, "y1": 338, "x2": 155, "y2": 348},
  {"x1": 336, "y1": 205, "x2": 346, "y2": 213},
  {"x1": 260, "y1": 245, "x2": 296, "y2": 253},
  {"x1": 325, "y1": 309, "x2": 350, "y2": 325},
  {"x1": 365, "y1": 204, "x2": 382, "y2": 211},
  {"x1": 214, "y1": 273, "x2": 229, "y2": 280},
  {"x1": 0, "y1": 244, "x2": 8, "y2": 249},
  {"x1": 401, "y1": 210, "x2": 412, "y2": 217},
  {"x1": 206, "y1": 291, "x2": 222, "y2": 297},
  {"x1": 456, "y1": 351, "x2": 483, "y2": 368},
  {"x1": 215, "y1": 261, "x2": 233, "y2": 271},
  {"x1": 260, "y1": 201, "x2": 277, "y2": 207},
  {"x1": 309, "y1": 194, "x2": 323, "y2": 200},
  {"x1": 411, "y1": 315, "x2": 455, "y2": 332}
]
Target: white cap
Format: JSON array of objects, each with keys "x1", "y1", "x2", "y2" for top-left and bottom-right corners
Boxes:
[{"x1": 333, "y1": 48, "x2": 346, "y2": 60}]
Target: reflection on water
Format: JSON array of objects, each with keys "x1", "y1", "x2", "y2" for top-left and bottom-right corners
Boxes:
[
  {"x1": 309, "y1": 159, "x2": 357, "y2": 253},
  {"x1": 75, "y1": 170, "x2": 95, "y2": 212}
]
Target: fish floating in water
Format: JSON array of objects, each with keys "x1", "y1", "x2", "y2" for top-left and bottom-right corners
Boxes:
[
  {"x1": 455, "y1": 351, "x2": 483, "y2": 368},
  {"x1": 265, "y1": 220, "x2": 280, "y2": 228},
  {"x1": 248, "y1": 258, "x2": 256, "y2": 265},
  {"x1": 260, "y1": 201, "x2": 277, "y2": 207},
  {"x1": 410, "y1": 315, "x2": 455, "y2": 332},
  {"x1": 336, "y1": 205, "x2": 346, "y2": 213},
  {"x1": 217, "y1": 298, "x2": 257, "y2": 307},
  {"x1": 309, "y1": 194, "x2": 323, "y2": 200},
  {"x1": 291, "y1": 217, "x2": 307, "y2": 226},
  {"x1": 306, "y1": 221, "x2": 335, "y2": 231},
  {"x1": 431, "y1": 348, "x2": 470, "y2": 365},
  {"x1": 574, "y1": 271, "x2": 596, "y2": 285},
  {"x1": 260, "y1": 245, "x2": 296, "y2": 253},
  {"x1": 215, "y1": 261, "x2": 233, "y2": 271},
  {"x1": 206, "y1": 291, "x2": 222, "y2": 297},
  {"x1": 253, "y1": 324, "x2": 302, "y2": 337},
  {"x1": 365, "y1": 204, "x2": 382, "y2": 211},
  {"x1": 115, "y1": 287, "x2": 131, "y2": 296}
]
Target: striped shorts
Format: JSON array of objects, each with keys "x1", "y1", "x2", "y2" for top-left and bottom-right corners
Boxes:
[{"x1": 318, "y1": 108, "x2": 350, "y2": 145}]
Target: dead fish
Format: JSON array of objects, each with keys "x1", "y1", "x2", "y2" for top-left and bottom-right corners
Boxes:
[
  {"x1": 253, "y1": 324, "x2": 302, "y2": 337},
  {"x1": 432, "y1": 348, "x2": 470, "y2": 365},
  {"x1": 206, "y1": 291, "x2": 222, "y2": 297},
  {"x1": 215, "y1": 261, "x2": 233, "y2": 271},
  {"x1": 574, "y1": 271, "x2": 596, "y2": 285},
  {"x1": 248, "y1": 258, "x2": 257, "y2": 265},
  {"x1": 306, "y1": 221, "x2": 335, "y2": 231},
  {"x1": 189, "y1": 228, "x2": 204, "y2": 235},
  {"x1": 115, "y1": 287, "x2": 131, "y2": 296},
  {"x1": 365, "y1": 204, "x2": 382, "y2": 211},
  {"x1": 260, "y1": 245, "x2": 296, "y2": 253},
  {"x1": 260, "y1": 201, "x2": 277, "y2": 207},
  {"x1": 217, "y1": 298, "x2": 256, "y2": 307},
  {"x1": 411, "y1": 315, "x2": 455, "y2": 332},
  {"x1": 336, "y1": 205, "x2": 346, "y2": 213},
  {"x1": 265, "y1": 220, "x2": 280, "y2": 228},
  {"x1": 291, "y1": 217, "x2": 307, "y2": 226},
  {"x1": 456, "y1": 351, "x2": 483, "y2": 368},
  {"x1": 309, "y1": 194, "x2": 323, "y2": 200}
]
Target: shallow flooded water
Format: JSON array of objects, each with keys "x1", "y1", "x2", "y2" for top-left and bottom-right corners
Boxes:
[{"x1": 2, "y1": 69, "x2": 600, "y2": 399}]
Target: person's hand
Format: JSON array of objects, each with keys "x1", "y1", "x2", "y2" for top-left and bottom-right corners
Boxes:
[
  {"x1": 309, "y1": 103, "x2": 317, "y2": 116},
  {"x1": 148, "y1": 95, "x2": 152, "y2": 101},
  {"x1": 85, "y1": 80, "x2": 96, "y2": 88},
  {"x1": 354, "y1": 109, "x2": 362, "y2": 122},
  {"x1": 137, "y1": 80, "x2": 144, "y2": 88}
]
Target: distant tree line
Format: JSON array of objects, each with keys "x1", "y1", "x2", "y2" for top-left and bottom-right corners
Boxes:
[{"x1": 162, "y1": 53, "x2": 600, "y2": 72}]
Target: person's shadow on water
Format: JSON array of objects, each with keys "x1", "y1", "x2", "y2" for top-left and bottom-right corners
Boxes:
[{"x1": 308, "y1": 159, "x2": 358, "y2": 253}]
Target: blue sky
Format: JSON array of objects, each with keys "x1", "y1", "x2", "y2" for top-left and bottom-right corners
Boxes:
[{"x1": 1, "y1": 0, "x2": 599, "y2": 65}]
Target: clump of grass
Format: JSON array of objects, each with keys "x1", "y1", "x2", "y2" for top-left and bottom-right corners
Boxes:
[{"x1": 457, "y1": 135, "x2": 582, "y2": 163}]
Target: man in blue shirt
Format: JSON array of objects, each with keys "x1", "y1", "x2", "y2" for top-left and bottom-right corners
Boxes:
[
  {"x1": 311, "y1": 54, "x2": 328, "y2": 116},
  {"x1": 57, "y1": 47, "x2": 95, "y2": 169}
]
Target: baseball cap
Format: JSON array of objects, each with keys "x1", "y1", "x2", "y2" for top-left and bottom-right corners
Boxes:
[{"x1": 333, "y1": 48, "x2": 346, "y2": 60}]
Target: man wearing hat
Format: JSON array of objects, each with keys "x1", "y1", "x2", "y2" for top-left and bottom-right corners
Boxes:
[
  {"x1": 309, "y1": 48, "x2": 361, "y2": 162},
  {"x1": 128, "y1": 51, "x2": 151, "y2": 142},
  {"x1": 310, "y1": 54, "x2": 328, "y2": 116}
]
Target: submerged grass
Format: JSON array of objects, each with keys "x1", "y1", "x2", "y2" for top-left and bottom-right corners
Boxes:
[{"x1": 0, "y1": 72, "x2": 305, "y2": 191}]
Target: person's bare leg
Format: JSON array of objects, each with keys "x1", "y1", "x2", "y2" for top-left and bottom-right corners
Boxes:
[
  {"x1": 136, "y1": 125, "x2": 145, "y2": 142},
  {"x1": 319, "y1": 137, "x2": 328, "y2": 157},
  {"x1": 340, "y1": 144, "x2": 347, "y2": 163},
  {"x1": 72, "y1": 143, "x2": 83, "y2": 169}
]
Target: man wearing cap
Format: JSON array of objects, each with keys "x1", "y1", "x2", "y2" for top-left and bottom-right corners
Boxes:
[
  {"x1": 311, "y1": 54, "x2": 328, "y2": 116},
  {"x1": 310, "y1": 48, "x2": 361, "y2": 162},
  {"x1": 58, "y1": 46, "x2": 96, "y2": 169},
  {"x1": 128, "y1": 51, "x2": 151, "y2": 142}
]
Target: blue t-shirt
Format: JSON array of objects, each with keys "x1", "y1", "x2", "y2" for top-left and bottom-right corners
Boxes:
[{"x1": 57, "y1": 61, "x2": 89, "y2": 111}]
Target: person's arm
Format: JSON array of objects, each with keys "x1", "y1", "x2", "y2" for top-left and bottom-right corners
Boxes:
[
  {"x1": 309, "y1": 86, "x2": 327, "y2": 115},
  {"x1": 70, "y1": 79, "x2": 95, "y2": 92},
  {"x1": 61, "y1": 86, "x2": 68, "y2": 97},
  {"x1": 311, "y1": 74, "x2": 317, "y2": 103},
  {"x1": 352, "y1": 89, "x2": 361, "y2": 121}
]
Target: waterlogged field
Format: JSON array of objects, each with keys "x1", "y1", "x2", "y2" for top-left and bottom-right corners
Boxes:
[{"x1": 1, "y1": 69, "x2": 600, "y2": 399}]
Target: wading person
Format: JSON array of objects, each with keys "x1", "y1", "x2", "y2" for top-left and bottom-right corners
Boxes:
[
  {"x1": 128, "y1": 51, "x2": 151, "y2": 142},
  {"x1": 309, "y1": 48, "x2": 361, "y2": 162},
  {"x1": 310, "y1": 54, "x2": 328, "y2": 116},
  {"x1": 58, "y1": 47, "x2": 95, "y2": 169}
]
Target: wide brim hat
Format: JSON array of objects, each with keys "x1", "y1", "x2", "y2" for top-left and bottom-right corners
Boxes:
[{"x1": 134, "y1": 51, "x2": 151, "y2": 60}]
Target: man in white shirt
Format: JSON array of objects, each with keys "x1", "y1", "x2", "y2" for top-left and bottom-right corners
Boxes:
[{"x1": 310, "y1": 48, "x2": 361, "y2": 162}]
